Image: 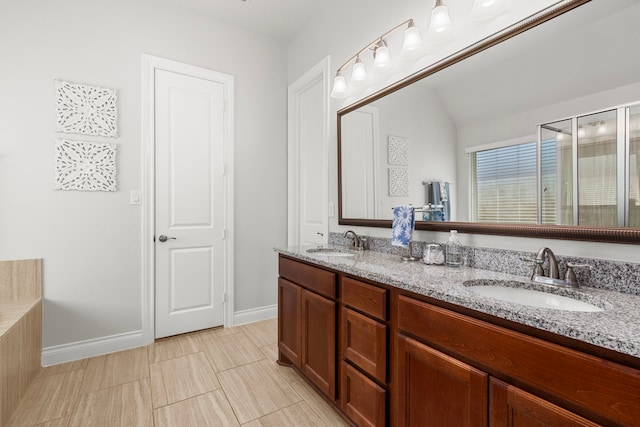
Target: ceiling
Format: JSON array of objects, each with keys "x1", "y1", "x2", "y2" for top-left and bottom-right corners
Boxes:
[
  {"x1": 149, "y1": 0, "x2": 338, "y2": 44},
  {"x1": 423, "y1": 0, "x2": 640, "y2": 128}
]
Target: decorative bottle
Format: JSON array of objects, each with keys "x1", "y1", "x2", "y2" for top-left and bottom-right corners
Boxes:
[{"x1": 445, "y1": 230, "x2": 462, "y2": 267}]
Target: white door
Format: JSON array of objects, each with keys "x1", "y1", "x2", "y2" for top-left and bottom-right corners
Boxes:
[
  {"x1": 154, "y1": 69, "x2": 225, "y2": 339},
  {"x1": 288, "y1": 58, "x2": 330, "y2": 246},
  {"x1": 341, "y1": 106, "x2": 379, "y2": 218}
]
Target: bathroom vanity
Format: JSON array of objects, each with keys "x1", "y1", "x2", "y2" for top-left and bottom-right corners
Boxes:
[{"x1": 276, "y1": 248, "x2": 640, "y2": 427}]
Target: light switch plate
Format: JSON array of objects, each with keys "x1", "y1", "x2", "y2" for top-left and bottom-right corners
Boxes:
[{"x1": 130, "y1": 190, "x2": 141, "y2": 205}]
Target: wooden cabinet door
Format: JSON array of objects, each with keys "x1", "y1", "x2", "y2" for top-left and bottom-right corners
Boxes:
[
  {"x1": 490, "y1": 378, "x2": 601, "y2": 427},
  {"x1": 342, "y1": 361, "x2": 386, "y2": 427},
  {"x1": 278, "y1": 278, "x2": 301, "y2": 366},
  {"x1": 395, "y1": 334, "x2": 488, "y2": 427},
  {"x1": 301, "y1": 288, "x2": 336, "y2": 399}
]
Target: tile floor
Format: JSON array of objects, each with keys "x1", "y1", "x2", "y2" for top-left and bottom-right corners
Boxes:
[{"x1": 6, "y1": 318, "x2": 350, "y2": 427}]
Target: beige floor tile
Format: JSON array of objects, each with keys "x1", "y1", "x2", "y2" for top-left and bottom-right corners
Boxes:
[
  {"x1": 37, "y1": 359, "x2": 87, "y2": 378},
  {"x1": 147, "y1": 332, "x2": 201, "y2": 364},
  {"x1": 259, "y1": 357, "x2": 302, "y2": 384},
  {"x1": 259, "y1": 343, "x2": 278, "y2": 361},
  {"x1": 240, "y1": 318, "x2": 277, "y2": 348},
  {"x1": 195, "y1": 325, "x2": 243, "y2": 339},
  {"x1": 81, "y1": 346, "x2": 149, "y2": 393},
  {"x1": 290, "y1": 380, "x2": 349, "y2": 426},
  {"x1": 154, "y1": 390, "x2": 240, "y2": 427},
  {"x1": 249, "y1": 401, "x2": 332, "y2": 427},
  {"x1": 6, "y1": 369, "x2": 83, "y2": 426},
  {"x1": 150, "y1": 352, "x2": 221, "y2": 408},
  {"x1": 217, "y1": 361, "x2": 301, "y2": 424},
  {"x1": 33, "y1": 417, "x2": 70, "y2": 427},
  {"x1": 69, "y1": 379, "x2": 153, "y2": 427},
  {"x1": 201, "y1": 332, "x2": 265, "y2": 372}
]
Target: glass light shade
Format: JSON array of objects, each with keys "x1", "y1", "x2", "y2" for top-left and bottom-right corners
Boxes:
[
  {"x1": 597, "y1": 122, "x2": 607, "y2": 134},
  {"x1": 470, "y1": 0, "x2": 507, "y2": 21},
  {"x1": 401, "y1": 26, "x2": 424, "y2": 56},
  {"x1": 427, "y1": 4, "x2": 453, "y2": 42},
  {"x1": 330, "y1": 74, "x2": 348, "y2": 98},
  {"x1": 578, "y1": 126, "x2": 586, "y2": 138},
  {"x1": 373, "y1": 45, "x2": 391, "y2": 70},
  {"x1": 350, "y1": 58, "x2": 367, "y2": 86}
]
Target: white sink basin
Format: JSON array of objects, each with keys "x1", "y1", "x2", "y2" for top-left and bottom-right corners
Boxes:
[
  {"x1": 466, "y1": 282, "x2": 604, "y2": 312},
  {"x1": 306, "y1": 248, "x2": 355, "y2": 257}
]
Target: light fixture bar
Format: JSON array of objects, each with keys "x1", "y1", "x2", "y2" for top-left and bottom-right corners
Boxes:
[
  {"x1": 334, "y1": 18, "x2": 416, "y2": 75},
  {"x1": 331, "y1": 19, "x2": 419, "y2": 98}
]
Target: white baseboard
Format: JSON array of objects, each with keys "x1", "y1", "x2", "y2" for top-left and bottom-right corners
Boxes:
[
  {"x1": 233, "y1": 304, "x2": 277, "y2": 326},
  {"x1": 42, "y1": 330, "x2": 144, "y2": 367},
  {"x1": 42, "y1": 305, "x2": 278, "y2": 366}
]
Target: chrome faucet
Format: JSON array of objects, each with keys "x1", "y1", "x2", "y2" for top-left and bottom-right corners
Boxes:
[
  {"x1": 343, "y1": 230, "x2": 365, "y2": 250},
  {"x1": 533, "y1": 247, "x2": 560, "y2": 280}
]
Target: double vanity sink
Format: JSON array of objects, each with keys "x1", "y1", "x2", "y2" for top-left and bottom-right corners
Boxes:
[
  {"x1": 297, "y1": 244, "x2": 640, "y2": 358},
  {"x1": 280, "y1": 245, "x2": 640, "y2": 426},
  {"x1": 306, "y1": 246, "x2": 605, "y2": 312}
]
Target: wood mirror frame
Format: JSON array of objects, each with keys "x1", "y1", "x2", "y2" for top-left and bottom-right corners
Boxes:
[{"x1": 337, "y1": 0, "x2": 640, "y2": 244}]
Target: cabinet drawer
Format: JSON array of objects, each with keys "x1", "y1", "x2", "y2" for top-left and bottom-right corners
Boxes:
[
  {"x1": 342, "y1": 307, "x2": 386, "y2": 383},
  {"x1": 279, "y1": 256, "x2": 336, "y2": 299},
  {"x1": 341, "y1": 277, "x2": 387, "y2": 320},
  {"x1": 398, "y1": 295, "x2": 640, "y2": 427},
  {"x1": 341, "y1": 361, "x2": 386, "y2": 427}
]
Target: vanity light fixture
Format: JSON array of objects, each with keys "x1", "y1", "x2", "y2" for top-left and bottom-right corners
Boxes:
[
  {"x1": 401, "y1": 20, "x2": 424, "y2": 56},
  {"x1": 330, "y1": 19, "x2": 423, "y2": 99},
  {"x1": 330, "y1": 72, "x2": 348, "y2": 98},
  {"x1": 427, "y1": 0, "x2": 454, "y2": 42},
  {"x1": 578, "y1": 125, "x2": 586, "y2": 138},
  {"x1": 470, "y1": 0, "x2": 507, "y2": 21},
  {"x1": 373, "y1": 40, "x2": 392, "y2": 70},
  {"x1": 351, "y1": 55, "x2": 368, "y2": 85}
]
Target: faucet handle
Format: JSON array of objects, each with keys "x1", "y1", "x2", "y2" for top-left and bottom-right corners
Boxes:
[
  {"x1": 563, "y1": 263, "x2": 592, "y2": 288},
  {"x1": 520, "y1": 257, "x2": 545, "y2": 280}
]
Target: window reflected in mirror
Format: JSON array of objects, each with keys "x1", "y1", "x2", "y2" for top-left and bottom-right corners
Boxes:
[{"x1": 467, "y1": 140, "x2": 537, "y2": 223}]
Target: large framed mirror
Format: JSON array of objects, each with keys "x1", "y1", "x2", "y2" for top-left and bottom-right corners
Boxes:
[{"x1": 338, "y1": 0, "x2": 640, "y2": 244}]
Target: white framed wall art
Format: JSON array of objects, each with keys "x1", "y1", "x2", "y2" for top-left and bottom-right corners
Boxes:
[
  {"x1": 54, "y1": 139, "x2": 117, "y2": 192},
  {"x1": 55, "y1": 80, "x2": 118, "y2": 137}
]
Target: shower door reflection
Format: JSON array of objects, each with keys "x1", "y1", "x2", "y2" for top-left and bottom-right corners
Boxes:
[
  {"x1": 629, "y1": 106, "x2": 640, "y2": 227},
  {"x1": 576, "y1": 110, "x2": 619, "y2": 227}
]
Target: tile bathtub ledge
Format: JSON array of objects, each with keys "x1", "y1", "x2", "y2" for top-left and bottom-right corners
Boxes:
[{"x1": 275, "y1": 246, "x2": 640, "y2": 359}]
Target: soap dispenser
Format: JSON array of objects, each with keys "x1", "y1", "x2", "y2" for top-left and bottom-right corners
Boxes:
[{"x1": 445, "y1": 230, "x2": 462, "y2": 267}]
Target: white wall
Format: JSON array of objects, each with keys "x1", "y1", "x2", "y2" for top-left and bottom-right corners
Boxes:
[
  {"x1": 288, "y1": 0, "x2": 640, "y2": 263},
  {"x1": 0, "y1": 0, "x2": 287, "y2": 352}
]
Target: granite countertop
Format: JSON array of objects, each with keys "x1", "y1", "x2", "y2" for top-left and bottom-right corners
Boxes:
[{"x1": 275, "y1": 246, "x2": 640, "y2": 359}]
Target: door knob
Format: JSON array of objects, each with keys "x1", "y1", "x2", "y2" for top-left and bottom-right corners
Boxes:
[{"x1": 158, "y1": 235, "x2": 177, "y2": 242}]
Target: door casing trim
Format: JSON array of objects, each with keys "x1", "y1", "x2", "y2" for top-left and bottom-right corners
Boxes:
[
  {"x1": 141, "y1": 54, "x2": 235, "y2": 344},
  {"x1": 287, "y1": 56, "x2": 331, "y2": 246}
]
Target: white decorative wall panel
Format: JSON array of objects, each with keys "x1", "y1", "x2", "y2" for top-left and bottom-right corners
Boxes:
[
  {"x1": 54, "y1": 139, "x2": 117, "y2": 192},
  {"x1": 55, "y1": 80, "x2": 118, "y2": 137},
  {"x1": 388, "y1": 167, "x2": 409, "y2": 197},
  {"x1": 388, "y1": 135, "x2": 408, "y2": 166}
]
